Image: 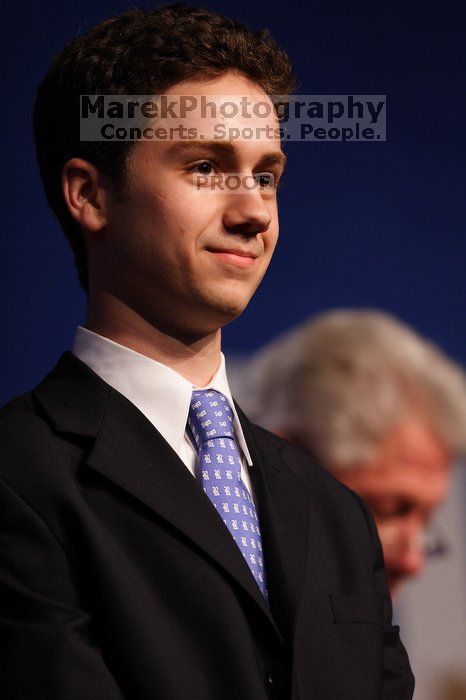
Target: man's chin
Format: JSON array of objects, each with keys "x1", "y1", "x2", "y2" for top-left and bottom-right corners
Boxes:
[
  {"x1": 178, "y1": 286, "x2": 255, "y2": 333},
  {"x1": 211, "y1": 299, "x2": 249, "y2": 324},
  {"x1": 203, "y1": 288, "x2": 254, "y2": 323}
]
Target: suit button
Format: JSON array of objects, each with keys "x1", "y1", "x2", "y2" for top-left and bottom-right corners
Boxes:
[{"x1": 266, "y1": 669, "x2": 285, "y2": 691}]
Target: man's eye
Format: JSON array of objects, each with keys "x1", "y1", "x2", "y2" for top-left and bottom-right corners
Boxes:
[
  {"x1": 254, "y1": 172, "x2": 279, "y2": 190},
  {"x1": 190, "y1": 161, "x2": 215, "y2": 175},
  {"x1": 372, "y1": 501, "x2": 415, "y2": 521}
]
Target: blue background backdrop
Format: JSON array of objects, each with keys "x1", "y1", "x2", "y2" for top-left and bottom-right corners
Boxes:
[{"x1": 1, "y1": 0, "x2": 465, "y2": 406}]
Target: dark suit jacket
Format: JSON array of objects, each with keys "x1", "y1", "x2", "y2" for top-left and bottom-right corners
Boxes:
[{"x1": 0, "y1": 352, "x2": 414, "y2": 699}]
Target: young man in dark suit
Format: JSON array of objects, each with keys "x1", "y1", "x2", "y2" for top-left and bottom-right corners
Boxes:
[{"x1": 0, "y1": 5, "x2": 414, "y2": 698}]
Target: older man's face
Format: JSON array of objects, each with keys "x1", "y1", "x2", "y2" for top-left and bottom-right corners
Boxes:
[{"x1": 333, "y1": 416, "x2": 451, "y2": 598}]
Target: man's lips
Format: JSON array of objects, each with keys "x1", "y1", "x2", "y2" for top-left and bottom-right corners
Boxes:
[{"x1": 206, "y1": 248, "x2": 259, "y2": 269}]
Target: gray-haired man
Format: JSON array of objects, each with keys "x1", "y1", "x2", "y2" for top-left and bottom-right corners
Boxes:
[{"x1": 238, "y1": 309, "x2": 466, "y2": 597}]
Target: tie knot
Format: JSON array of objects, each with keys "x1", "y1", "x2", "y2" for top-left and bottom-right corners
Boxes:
[{"x1": 188, "y1": 389, "x2": 235, "y2": 447}]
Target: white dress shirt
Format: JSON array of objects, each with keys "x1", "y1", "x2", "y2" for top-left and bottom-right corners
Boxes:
[{"x1": 72, "y1": 326, "x2": 255, "y2": 497}]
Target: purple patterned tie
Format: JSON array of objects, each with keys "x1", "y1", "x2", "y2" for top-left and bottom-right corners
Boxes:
[{"x1": 188, "y1": 389, "x2": 268, "y2": 600}]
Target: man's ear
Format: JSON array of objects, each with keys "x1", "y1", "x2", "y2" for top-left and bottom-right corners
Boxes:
[{"x1": 61, "y1": 158, "x2": 108, "y2": 233}]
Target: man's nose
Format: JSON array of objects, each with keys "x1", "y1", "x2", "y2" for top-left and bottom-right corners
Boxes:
[
  {"x1": 222, "y1": 189, "x2": 272, "y2": 238},
  {"x1": 382, "y1": 522, "x2": 427, "y2": 583},
  {"x1": 392, "y1": 543, "x2": 426, "y2": 579}
]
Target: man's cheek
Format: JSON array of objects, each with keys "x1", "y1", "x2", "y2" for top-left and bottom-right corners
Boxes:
[{"x1": 267, "y1": 226, "x2": 279, "y2": 251}]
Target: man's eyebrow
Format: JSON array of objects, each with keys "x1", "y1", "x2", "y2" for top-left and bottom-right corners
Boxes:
[{"x1": 166, "y1": 140, "x2": 287, "y2": 169}]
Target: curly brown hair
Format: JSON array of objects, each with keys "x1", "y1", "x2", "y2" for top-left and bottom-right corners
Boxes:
[{"x1": 33, "y1": 3, "x2": 296, "y2": 291}]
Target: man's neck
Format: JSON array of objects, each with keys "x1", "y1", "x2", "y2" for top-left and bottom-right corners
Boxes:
[{"x1": 85, "y1": 298, "x2": 222, "y2": 387}]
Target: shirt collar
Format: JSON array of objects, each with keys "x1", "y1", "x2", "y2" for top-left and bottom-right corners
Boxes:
[{"x1": 72, "y1": 326, "x2": 252, "y2": 466}]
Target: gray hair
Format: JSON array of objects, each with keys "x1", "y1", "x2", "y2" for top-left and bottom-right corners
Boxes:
[{"x1": 236, "y1": 310, "x2": 466, "y2": 469}]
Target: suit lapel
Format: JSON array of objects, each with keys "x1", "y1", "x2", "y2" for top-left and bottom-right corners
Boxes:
[
  {"x1": 236, "y1": 405, "x2": 311, "y2": 645},
  {"x1": 34, "y1": 353, "x2": 282, "y2": 642}
]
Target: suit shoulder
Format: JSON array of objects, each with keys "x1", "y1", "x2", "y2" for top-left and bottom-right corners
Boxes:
[
  {"x1": 1, "y1": 389, "x2": 52, "y2": 438},
  {"x1": 0, "y1": 391, "x2": 44, "y2": 437},
  {"x1": 0, "y1": 390, "x2": 69, "y2": 488}
]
